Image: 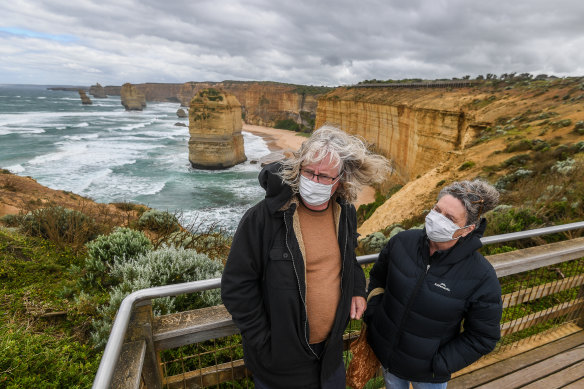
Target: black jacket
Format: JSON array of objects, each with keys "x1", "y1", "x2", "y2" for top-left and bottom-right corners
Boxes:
[
  {"x1": 364, "y1": 221, "x2": 502, "y2": 383},
  {"x1": 221, "y1": 162, "x2": 366, "y2": 388}
]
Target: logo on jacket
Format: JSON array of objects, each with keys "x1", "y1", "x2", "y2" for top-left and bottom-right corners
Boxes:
[{"x1": 434, "y1": 282, "x2": 451, "y2": 292}]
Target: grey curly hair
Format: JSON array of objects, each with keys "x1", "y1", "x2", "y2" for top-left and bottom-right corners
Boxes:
[
  {"x1": 278, "y1": 124, "x2": 392, "y2": 202},
  {"x1": 438, "y1": 179, "x2": 500, "y2": 226}
]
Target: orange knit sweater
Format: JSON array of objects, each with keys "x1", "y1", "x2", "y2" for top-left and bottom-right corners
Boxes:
[{"x1": 297, "y1": 201, "x2": 341, "y2": 344}]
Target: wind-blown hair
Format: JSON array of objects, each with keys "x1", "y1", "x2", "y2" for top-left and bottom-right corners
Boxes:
[
  {"x1": 279, "y1": 124, "x2": 392, "y2": 202},
  {"x1": 438, "y1": 179, "x2": 500, "y2": 226}
]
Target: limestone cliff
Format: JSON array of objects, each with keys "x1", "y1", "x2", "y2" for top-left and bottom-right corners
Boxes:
[
  {"x1": 89, "y1": 83, "x2": 107, "y2": 98},
  {"x1": 103, "y1": 81, "x2": 327, "y2": 129},
  {"x1": 315, "y1": 89, "x2": 476, "y2": 183},
  {"x1": 317, "y1": 79, "x2": 584, "y2": 236},
  {"x1": 78, "y1": 90, "x2": 92, "y2": 105},
  {"x1": 188, "y1": 88, "x2": 246, "y2": 169},
  {"x1": 120, "y1": 83, "x2": 146, "y2": 111}
]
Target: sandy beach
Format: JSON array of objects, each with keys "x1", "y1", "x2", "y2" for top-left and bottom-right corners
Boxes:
[{"x1": 243, "y1": 124, "x2": 376, "y2": 208}]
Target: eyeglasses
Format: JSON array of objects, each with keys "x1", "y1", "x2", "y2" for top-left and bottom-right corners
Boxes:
[{"x1": 300, "y1": 169, "x2": 341, "y2": 185}]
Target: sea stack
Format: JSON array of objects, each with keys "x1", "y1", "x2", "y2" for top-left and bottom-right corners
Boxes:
[
  {"x1": 89, "y1": 83, "x2": 107, "y2": 98},
  {"x1": 78, "y1": 90, "x2": 92, "y2": 105},
  {"x1": 120, "y1": 83, "x2": 146, "y2": 111},
  {"x1": 188, "y1": 88, "x2": 246, "y2": 169}
]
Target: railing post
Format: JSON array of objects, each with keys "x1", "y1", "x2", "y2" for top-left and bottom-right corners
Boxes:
[
  {"x1": 578, "y1": 283, "x2": 584, "y2": 328},
  {"x1": 127, "y1": 300, "x2": 163, "y2": 389}
]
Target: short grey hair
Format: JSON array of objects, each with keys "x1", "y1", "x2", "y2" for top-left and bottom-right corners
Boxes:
[
  {"x1": 279, "y1": 124, "x2": 392, "y2": 202},
  {"x1": 438, "y1": 179, "x2": 500, "y2": 226}
]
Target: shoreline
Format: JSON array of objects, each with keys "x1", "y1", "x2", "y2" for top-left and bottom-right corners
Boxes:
[{"x1": 243, "y1": 124, "x2": 376, "y2": 209}]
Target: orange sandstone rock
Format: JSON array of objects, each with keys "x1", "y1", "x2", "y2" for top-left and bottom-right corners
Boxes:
[{"x1": 188, "y1": 88, "x2": 246, "y2": 169}]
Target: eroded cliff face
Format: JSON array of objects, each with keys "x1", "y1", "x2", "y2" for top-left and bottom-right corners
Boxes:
[
  {"x1": 102, "y1": 81, "x2": 324, "y2": 128},
  {"x1": 180, "y1": 82, "x2": 321, "y2": 127},
  {"x1": 188, "y1": 89, "x2": 246, "y2": 169},
  {"x1": 315, "y1": 88, "x2": 488, "y2": 183}
]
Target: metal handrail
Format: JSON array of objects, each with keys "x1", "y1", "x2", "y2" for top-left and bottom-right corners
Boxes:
[{"x1": 92, "y1": 221, "x2": 584, "y2": 388}]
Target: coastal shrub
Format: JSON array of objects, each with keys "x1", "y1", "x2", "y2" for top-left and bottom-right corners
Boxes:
[
  {"x1": 549, "y1": 119, "x2": 572, "y2": 129},
  {"x1": 485, "y1": 207, "x2": 543, "y2": 235},
  {"x1": 495, "y1": 169, "x2": 533, "y2": 191},
  {"x1": 0, "y1": 213, "x2": 20, "y2": 227},
  {"x1": 159, "y1": 229, "x2": 232, "y2": 263},
  {"x1": 138, "y1": 209, "x2": 180, "y2": 233},
  {"x1": 504, "y1": 139, "x2": 532, "y2": 153},
  {"x1": 19, "y1": 206, "x2": 100, "y2": 249},
  {"x1": 91, "y1": 246, "x2": 223, "y2": 349},
  {"x1": 274, "y1": 118, "x2": 300, "y2": 131},
  {"x1": 574, "y1": 121, "x2": 584, "y2": 135},
  {"x1": 501, "y1": 154, "x2": 531, "y2": 168},
  {"x1": 356, "y1": 185, "x2": 402, "y2": 224},
  {"x1": 360, "y1": 232, "x2": 389, "y2": 254},
  {"x1": 458, "y1": 161, "x2": 475, "y2": 171},
  {"x1": 78, "y1": 227, "x2": 152, "y2": 291}
]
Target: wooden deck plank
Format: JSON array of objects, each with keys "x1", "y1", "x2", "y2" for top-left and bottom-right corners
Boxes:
[
  {"x1": 476, "y1": 345, "x2": 584, "y2": 389},
  {"x1": 152, "y1": 304, "x2": 239, "y2": 351},
  {"x1": 111, "y1": 340, "x2": 146, "y2": 389},
  {"x1": 520, "y1": 359, "x2": 584, "y2": 389},
  {"x1": 562, "y1": 377, "x2": 584, "y2": 388},
  {"x1": 449, "y1": 331, "x2": 584, "y2": 388}
]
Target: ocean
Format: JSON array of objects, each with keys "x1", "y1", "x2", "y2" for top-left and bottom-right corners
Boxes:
[{"x1": 0, "y1": 84, "x2": 272, "y2": 232}]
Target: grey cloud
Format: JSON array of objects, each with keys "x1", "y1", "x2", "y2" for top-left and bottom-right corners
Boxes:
[{"x1": 0, "y1": 0, "x2": 583, "y2": 85}]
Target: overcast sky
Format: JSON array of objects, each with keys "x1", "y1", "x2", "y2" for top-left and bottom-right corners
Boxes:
[{"x1": 1, "y1": 0, "x2": 583, "y2": 86}]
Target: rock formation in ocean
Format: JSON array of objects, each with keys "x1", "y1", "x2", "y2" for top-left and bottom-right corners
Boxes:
[
  {"x1": 120, "y1": 83, "x2": 146, "y2": 111},
  {"x1": 89, "y1": 83, "x2": 107, "y2": 98},
  {"x1": 176, "y1": 108, "x2": 187, "y2": 118},
  {"x1": 188, "y1": 88, "x2": 246, "y2": 169},
  {"x1": 78, "y1": 90, "x2": 92, "y2": 105}
]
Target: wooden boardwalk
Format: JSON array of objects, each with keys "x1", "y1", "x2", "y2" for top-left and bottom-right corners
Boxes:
[{"x1": 449, "y1": 326, "x2": 584, "y2": 388}]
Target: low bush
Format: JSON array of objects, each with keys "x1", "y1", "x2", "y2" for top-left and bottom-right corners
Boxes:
[
  {"x1": 138, "y1": 209, "x2": 180, "y2": 233},
  {"x1": 19, "y1": 206, "x2": 101, "y2": 250},
  {"x1": 91, "y1": 246, "x2": 223, "y2": 349},
  {"x1": 78, "y1": 227, "x2": 153, "y2": 291},
  {"x1": 458, "y1": 161, "x2": 476, "y2": 171},
  {"x1": 274, "y1": 118, "x2": 300, "y2": 131}
]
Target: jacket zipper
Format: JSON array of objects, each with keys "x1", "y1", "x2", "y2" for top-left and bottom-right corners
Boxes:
[
  {"x1": 340, "y1": 205, "x2": 347, "y2": 292},
  {"x1": 283, "y1": 209, "x2": 319, "y2": 359},
  {"x1": 392, "y1": 260, "x2": 431, "y2": 351}
]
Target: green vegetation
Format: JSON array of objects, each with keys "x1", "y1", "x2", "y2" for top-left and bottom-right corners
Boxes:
[
  {"x1": 91, "y1": 246, "x2": 223, "y2": 349},
  {"x1": 0, "y1": 203, "x2": 230, "y2": 386},
  {"x1": 291, "y1": 85, "x2": 334, "y2": 95},
  {"x1": 0, "y1": 227, "x2": 102, "y2": 387},
  {"x1": 137, "y1": 209, "x2": 180, "y2": 233},
  {"x1": 274, "y1": 118, "x2": 300, "y2": 131},
  {"x1": 458, "y1": 161, "x2": 476, "y2": 171},
  {"x1": 356, "y1": 185, "x2": 403, "y2": 225}
]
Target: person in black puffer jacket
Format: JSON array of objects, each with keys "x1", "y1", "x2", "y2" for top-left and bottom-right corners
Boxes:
[
  {"x1": 222, "y1": 125, "x2": 391, "y2": 389},
  {"x1": 364, "y1": 180, "x2": 503, "y2": 389}
]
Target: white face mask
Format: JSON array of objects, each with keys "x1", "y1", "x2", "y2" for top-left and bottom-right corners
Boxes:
[
  {"x1": 425, "y1": 209, "x2": 471, "y2": 243},
  {"x1": 299, "y1": 175, "x2": 338, "y2": 206}
]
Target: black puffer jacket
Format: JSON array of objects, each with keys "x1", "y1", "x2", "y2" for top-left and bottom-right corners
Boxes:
[
  {"x1": 221, "y1": 162, "x2": 366, "y2": 388},
  {"x1": 364, "y1": 221, "x2": 502, "y2": 383}
]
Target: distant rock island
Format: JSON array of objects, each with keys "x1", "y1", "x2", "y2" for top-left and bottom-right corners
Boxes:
[
  {"x1": 188, "y1": 88, "x2": 246, "y2": 169},
  {"x1": 120, "y1": 83, "x2": 146, "y2": 111},
  {"x1": 89, "y1": 83, "x2": 107, "y2": 98},
  {"x1": 78, "y1": 90, "x2": 92, "y2": 105}
]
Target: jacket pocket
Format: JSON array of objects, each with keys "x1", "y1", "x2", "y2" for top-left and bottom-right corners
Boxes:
[{"x1": 267, "y1": 247, "x2": 298, "y2": 290}]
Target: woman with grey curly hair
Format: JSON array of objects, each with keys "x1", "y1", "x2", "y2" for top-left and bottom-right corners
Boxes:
[
  {"x1": 222, "y1": 124, "x2": 391, "y2": 388},
  {"x1": 365, "y1": 179, "x2": 503, "y2": 389}
]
